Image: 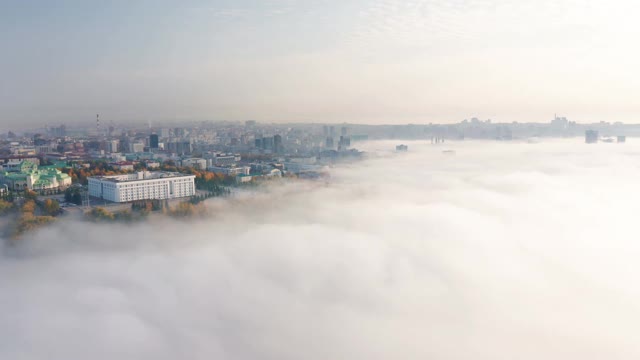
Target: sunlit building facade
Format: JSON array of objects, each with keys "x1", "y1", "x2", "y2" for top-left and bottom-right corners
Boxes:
[{"x1": 88, "y1": 171, "x2": 196, "y2": 203}]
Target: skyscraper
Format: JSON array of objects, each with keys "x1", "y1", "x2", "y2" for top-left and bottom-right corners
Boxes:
[
  {"x1": 262, "y1": 136, "x2": 274, "y2": 151},
  {"x1": 338, "y1": 136, "x2": 351, "y2": 150},
  {"x1": 149, "y1": 134, "x2": 159, "y2": 149},
  {"x1": 325, "y1": 137, "x2": 334, "y2": 149},
  {"x1": 274, "y1": 134, "x2": 283, "y2": 154}
]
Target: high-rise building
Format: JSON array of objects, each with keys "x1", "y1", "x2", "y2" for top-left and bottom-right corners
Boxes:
[
  {"x1": 130, "y1": 142, "x2": 145, "y2": 153},
  {"x1": 274, "y1": 134, "x2": 283, "y2": 154},
  {"x1": 338, "y1": 136, "x2": 351, "y2": 150},
  {"x1": 169, "y1": 140, "x2": 192, "y2": 155},
  {"x1": 49, "y1": 125, "x2": 66, "y2": 137},
  {"x1": 120, "y1": 137, "x2": 131, "y2": 153},
  {"x1": 585, "y1": 130, "x2": 598, "y2": 144},
  {"x1": 263, "y1": 136, "x2": 274, "y2": 151},
  {"x1": 107, "y1": 140, "x2": 119, "y2": 153},
  {"x1": 33, "y1": 134, "x2": 46, "y2": 146},
  {"x1": 149, "y1": 134, "x2": 159, "y2": 149},
  {"x1": 325, "y1": 137, "x2": 334, "y2": 149}
]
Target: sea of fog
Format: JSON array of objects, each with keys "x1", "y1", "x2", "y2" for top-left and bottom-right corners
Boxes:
[{"x1": 2, "y1": 139, "x2": 640, "y2": 359}]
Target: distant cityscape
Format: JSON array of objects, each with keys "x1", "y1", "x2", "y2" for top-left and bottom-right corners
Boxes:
[{"x1": 0, "y1": 114, "x2": 633, "y2": 208}]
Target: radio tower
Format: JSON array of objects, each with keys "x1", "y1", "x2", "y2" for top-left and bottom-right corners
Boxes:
[{"x1": 96, "y1": 114, "x2": 100, "y2": 136}]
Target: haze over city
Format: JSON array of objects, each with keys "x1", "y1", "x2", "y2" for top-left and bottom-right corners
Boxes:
[
  {"x1": 3, "y1": 140, "x2": 640, "y2": 359},
  {"x1": 2, "y1": 1, "x2": 640, "y2": 360},
  {"x1": 2, "y1": 0, "x2": 640, "y2": 126}
]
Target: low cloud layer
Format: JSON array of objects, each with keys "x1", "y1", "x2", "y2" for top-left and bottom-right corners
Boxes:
[{"x1": 2, "y1": 139, "x2": 640, "y2": 359}]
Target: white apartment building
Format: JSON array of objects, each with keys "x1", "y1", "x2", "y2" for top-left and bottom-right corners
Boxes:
[
  {"x1": 207, "y1": 166, "x2": 250, "y2": 176},
  {"x1": 204, "y1": 153, "x2": 241, "y2": 166},
  {"x1": 88, "y1": 171, "x2": 196, "y2": 203},
  {"x1": 107, "y1": 140, "x2": 119, "y2": 153},
  {"x1": 129, "y1": 142, "x2": 145, "y2": 153},
  {"x1": 180, "y1": 158, "x2": 207, "y2": 170}
]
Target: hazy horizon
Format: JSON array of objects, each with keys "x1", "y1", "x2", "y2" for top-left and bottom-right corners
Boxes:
[
  {"x1": 1, "y1": 116, "x2": 634, "y2": 132},
  {"x1": 2, "y1": 0, "x2": 640, "y2": 126}
]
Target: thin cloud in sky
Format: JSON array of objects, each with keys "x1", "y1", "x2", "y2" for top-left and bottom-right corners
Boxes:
[{"x1": 1, "y1": 0, "x2": 640, "y2": 125}]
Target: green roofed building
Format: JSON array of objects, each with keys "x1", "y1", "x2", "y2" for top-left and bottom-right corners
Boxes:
[{"x1": 0, "y1": 160, "x2": 72, "y2": 192}]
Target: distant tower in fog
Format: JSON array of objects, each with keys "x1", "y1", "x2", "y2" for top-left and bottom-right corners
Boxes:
[
  {"x1": 585, "y1": 130, "x2": 598, "y2": 144},
  {"x1": 325, "y1": 137, "x2": 334, "y2": 149},
  {"x1": 96, "y1": 114, "x2": 100, "y2": 136}
]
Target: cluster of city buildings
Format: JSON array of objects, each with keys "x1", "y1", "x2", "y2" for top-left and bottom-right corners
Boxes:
[
  {"x1": 584, "y1": 130, "x2": 626, "y2": 144},
  {"x1": 0, "y1": 119, "x2": 367, "y2": 202},
  {"x1": 5, "y1": 114, "x2": 632, "y2": 203}
]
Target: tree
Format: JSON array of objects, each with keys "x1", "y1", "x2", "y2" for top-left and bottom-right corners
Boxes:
[
  {"x1": 64, "y1": 187, "x2": 83, "y2": 205},
  {"x1": 43, "y1": 199, "x2": 60, "y2": 216},
  {"x1": 64, "y1": 188, "x2": 72, "y2": 202},
  {"x1": 22, "y1": 200, "x2": 36, "y2": 214},
  {"x1": 72, "y1": 192, "x2": 82, "y2": 205},
  {"x1": 24, "y1": 190, "x2": 38, "y2": 201},
  {"x1": 170, "y1": 202, "x2": 196, "y2": 217},
  {"x1": 114, "y1": 210, "x2": 133, "y2": 222},
  {"x1": 87, "y1": 207, "x2": 115, "y2": 222},
  {"x1": 0, "y1": 199, "x2": 13, "y2": 215},
  {"x1": 15, "y1": 214, "x2": 54, "y2": 237}
]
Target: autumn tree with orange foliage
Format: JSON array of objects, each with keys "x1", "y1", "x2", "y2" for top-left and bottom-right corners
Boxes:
[
  {"x1": 42, "y1": 199, "x2": 60, "y2": 216},
  {"x1": 62, "y1": 161, "x2": 137, "y2": 185},
  {"x1": 13, "y1": 200, "x2": 55, "y2": 238}
]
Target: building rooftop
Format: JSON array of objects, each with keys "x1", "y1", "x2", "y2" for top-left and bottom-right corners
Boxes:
[{"x1": 90, "y1": 171, "x2": 195, "y2": 183}]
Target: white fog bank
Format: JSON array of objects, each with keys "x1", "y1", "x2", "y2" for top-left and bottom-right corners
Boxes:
[{"x1": 2, "y1": 139, "x2": 640, "y2": 359}]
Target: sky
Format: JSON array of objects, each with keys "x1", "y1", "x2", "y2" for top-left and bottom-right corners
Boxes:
[
  {"x1": 3, "y1": 139, "x2": 640, "y2": 359},
  {"x1": 1, "y1": 0, "x2": 640, "y2": 126}
]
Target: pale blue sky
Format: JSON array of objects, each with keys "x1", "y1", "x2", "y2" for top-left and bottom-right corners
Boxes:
[{"x1": 1, "y1": 0, "x2": 639, "y2": 126}]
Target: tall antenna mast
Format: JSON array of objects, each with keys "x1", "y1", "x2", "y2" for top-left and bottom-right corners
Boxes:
[{"x1": 96, "y1": 114, "x2": 100, "y2": 136}]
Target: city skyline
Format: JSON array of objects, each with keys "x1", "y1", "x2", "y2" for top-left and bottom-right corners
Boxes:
[
  {"x1": 0, "y1": 114, "x2": 633, "y2": 133},
  {"x1": 2, "y1": 0, "x2": 640, "y2": 126}
]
